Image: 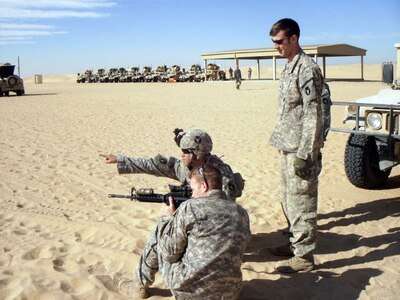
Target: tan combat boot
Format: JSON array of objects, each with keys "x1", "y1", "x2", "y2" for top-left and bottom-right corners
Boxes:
[
  {"x1": 275, "y1": 255, "x2": 314, "y2": 273},
  {"x1": 115, "y1": 276, "x2": 149, "y2": 299}
]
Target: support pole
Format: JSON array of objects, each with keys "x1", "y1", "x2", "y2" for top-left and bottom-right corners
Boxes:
[
  {"x1": 361, "y1": 56, "x2": 364, "y2": 81},
  {"x1": 322, "y1": 56, "x2": 326, "y2": 79},
  {"x1": 257, "y1": 58, "x2": 260, "y2": 79},
  {"x1": 273, "y1": 56, "x2": 276, "y2": 81}
]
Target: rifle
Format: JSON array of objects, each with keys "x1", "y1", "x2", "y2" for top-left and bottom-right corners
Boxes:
[{"x1": 108, "y1": 184, "x2": 192, "y2": 209}]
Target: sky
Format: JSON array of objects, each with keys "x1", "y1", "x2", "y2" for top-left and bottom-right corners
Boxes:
[{"x1": 0, "y1": 0, "x2": 399, "y2": 77}]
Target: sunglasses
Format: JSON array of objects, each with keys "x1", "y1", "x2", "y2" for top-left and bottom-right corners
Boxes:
[
  {"x1": 182, "y1": 149, "x2": 191, "y2": 154},
  {"x1": 198, "y1": 166, "x2": 208, "y2": 187},
  {"x1": 271, "y1": 36, "x2": 290, "y2": 45}
]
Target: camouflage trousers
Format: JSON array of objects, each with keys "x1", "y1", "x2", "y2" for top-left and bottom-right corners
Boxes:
[
  {"x1": 135, "y1": 224, "x2": 241, "y2": 300},
  {"x1": 136, "y1": 224, "x2": 185, "y2": 297},
  {"x1": 136, "y1": 223, "x2": 180, "y2": 286},
  {"x1": 135, "y1": 225, "x2": 160, "y2": 288},
  {"x1": 280, "y1": 151, "x2": 321, "y2": 257},
  {"x1": 235, "y1": 79, "x2": 241, "y2": 89}
]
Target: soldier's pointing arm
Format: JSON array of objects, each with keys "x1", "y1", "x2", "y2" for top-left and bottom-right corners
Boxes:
[{"x1": 116, "y1": 154, "x2": 180, "y2": 181}]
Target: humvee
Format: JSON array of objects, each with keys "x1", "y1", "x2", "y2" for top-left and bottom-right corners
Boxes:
[
  {"x1": 206, "y1": 63, "x2": 219, "y2": 81},
  {"x1": 330, "y1": 43, "x2": 400, "y2": 189},
  {"x1": 95, "y1": 69, "x2": 106, "y2": 83},
  {"x1": 118, "y1": 67, "x2": 129, "y2": 82},
  {"x1": 0, "y1": 63, "x2": 24, "y2": 96},
  {"x1": 108, "y1": 68, "x2": 120, "y2": 83},
  {"x1": 134, "y1": 66, "x2": 151, "y2": 82},
  {"x1": 194, "y1": 65, "x2": 206, "y2": 82},
  {"x1": 218, "y1": 69, "x2": 227, "y2": 81},
  {"x1": 77, "y1": 70, "x2": 95, "y2": 83},
  {"x1": 146, "y1": 65, "x2": 167, "y2": 82},
  {"x1": 126, "y1": 67, "x2": 139, "y2": 82},
  {"x1": 182, "y1": 64, "x2": 202, "y2": 82},
  {"x1": 166, "y1": 65, "x2": 182, "y2": 82}
]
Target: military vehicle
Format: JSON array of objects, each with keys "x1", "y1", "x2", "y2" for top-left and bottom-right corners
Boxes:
[
  {"x1": 166, "y1": 65, "x2": 182, "y2": 82},
  {"x1": 126, "y1": 67, "x2": 139, "y2": 82},
  {"x1": 193, "y1": 65, "x2": 206, "y2": 82},
  {"x1": 180, "y1": 64, "x2": 203, "y2": 82},
  {"x1": 77, "y1": 70, "x2": 95, "y2": 83},
  {"x1": 108, "y1": 68, "x2": 119, "y2": 82},
  {"x1": 146, "y1": 65, "x2": 167, "y2": 82},
  {"x1": 189, "y1": 64, "x2": 204, "y2": 80},
  {"x1": 206, "y1": 63, "x2": 220, "y2": 81},
  {"x1": 330, "y1": 43, "x2": 400, "y2": 189},
  {"x1": 0, "y1": 63, "x2": 24, "y2": 96},
  {"x1": 218, "y1": 69, "x2": 227, "y2": 80},
  {"x1": 134, "y1": 66, "x2": 151, "y2": 82},
  {"x1": 180, "y1": 67, "x2": 189, "y2": 82},
  {"x1": 118, "y1": 67, "x2": 129, "y2": 82},
  {"x1": 95, "y1": 68, "x2": 107, "y2": 82}
]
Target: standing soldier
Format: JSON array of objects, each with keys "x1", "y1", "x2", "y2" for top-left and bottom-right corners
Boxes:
[
  {"x1": 268, "y1": 18, "x2": 324, "y2": 273},
  {"x1": 248, "y1": 67, "x2": 252, "y2": 80},
  {"x1": 234, "y1": 66, "x2": 242, "y2": 90},
  {"x1": 100, "y1": 128, "x2": 244, "y2": 202}
]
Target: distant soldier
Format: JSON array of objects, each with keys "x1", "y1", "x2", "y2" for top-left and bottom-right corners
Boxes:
[
  {"x1": 114, "y1": 164, "x2": 251, "y2": 298},
  {"x1": 229, "y1": 67, "x2": 233, "y2": 80},
  {"x1": 100, "y1": 128, "x2": 244, "y2": 202},
  {"x1": 234, "y1": 66, "x2": 242, "y2": 89},
  {"x1": 248, "y1": 67, "x2": 252, "y2": 80}
]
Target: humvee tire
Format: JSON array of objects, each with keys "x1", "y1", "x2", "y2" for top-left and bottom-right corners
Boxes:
[
  {"x1": 7, "y1": 76, "x2": 18, "y2": 87},
  {"x1": 344, "y1": 134, "x2": 391, "y2": 189}
]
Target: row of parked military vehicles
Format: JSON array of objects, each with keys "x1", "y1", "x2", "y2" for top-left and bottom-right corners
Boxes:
[{"x1": 76, "y1": 64, "x2": 227, "y2": 83}]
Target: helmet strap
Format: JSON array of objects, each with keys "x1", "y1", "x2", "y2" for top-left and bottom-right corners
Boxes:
[{"x1": 187, "y1": 152, "x2": 195, "y2": 168}]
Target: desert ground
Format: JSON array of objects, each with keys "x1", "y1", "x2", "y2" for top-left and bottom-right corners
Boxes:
[{"x1": 1, "y1": 64, "x2": 399, "y2": 299}]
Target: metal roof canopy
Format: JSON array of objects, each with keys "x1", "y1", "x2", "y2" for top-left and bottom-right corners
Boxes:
[{"x1": 201, "y1": 43, "x2": 367, "y2": 80}]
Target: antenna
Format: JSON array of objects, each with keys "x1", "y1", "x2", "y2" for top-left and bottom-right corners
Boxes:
[{"x1": 18, "y1": 56, "x2": 20, "y2": 77}]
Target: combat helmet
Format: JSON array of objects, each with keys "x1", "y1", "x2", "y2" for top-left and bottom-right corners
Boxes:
[{"x1": 174, "y1": 128, "x2": 213, "y2": 160}]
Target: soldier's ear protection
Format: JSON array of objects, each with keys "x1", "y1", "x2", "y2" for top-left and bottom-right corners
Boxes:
[{"x1": 173, "y1": 128, "x2": 185, "y2": 146}]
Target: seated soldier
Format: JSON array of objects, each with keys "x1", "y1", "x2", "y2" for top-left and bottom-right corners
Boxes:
[{"x1": 117, "y1": 163, "x2": 252, "y2": 299}]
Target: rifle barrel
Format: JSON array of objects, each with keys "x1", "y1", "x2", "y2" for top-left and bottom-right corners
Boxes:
[{"x1": 108, "y1": 194, "x2": 132, "y2": 199}]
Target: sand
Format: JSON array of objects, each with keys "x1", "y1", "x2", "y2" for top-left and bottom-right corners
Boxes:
[{"x1": 1, "y1": 64, "x2": 399, "y2": 299}]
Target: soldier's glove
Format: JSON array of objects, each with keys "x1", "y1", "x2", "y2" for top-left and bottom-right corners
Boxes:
[{"x1": 294, "y1": 157, "x2": 310, "y2": 177}]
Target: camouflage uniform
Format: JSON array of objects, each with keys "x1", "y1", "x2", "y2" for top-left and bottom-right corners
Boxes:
[
  {"x1": 234, "y1": 68, "x2": 242, "y2": 89},
  {"x1": 135, "y1": 189, "x2": 251, "y2": 299},
  {"x1": 117, "y1": 154, "x2": 242, "y2": 201},
  {"x1": 269, "y1": 50, "x2": 324, "y2": 257}
]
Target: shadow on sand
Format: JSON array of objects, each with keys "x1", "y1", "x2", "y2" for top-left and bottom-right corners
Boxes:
[
  {"x1": 240, "y1": 268, "x2": 382, "y2": 300},
  {"x1": 241, "y1": 195, "x2": 399, "y2": 299}
]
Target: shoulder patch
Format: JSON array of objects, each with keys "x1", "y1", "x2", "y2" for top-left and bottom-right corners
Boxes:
[{"x1": 155, "y1": 154, "x2": 168, "y2": 165}]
